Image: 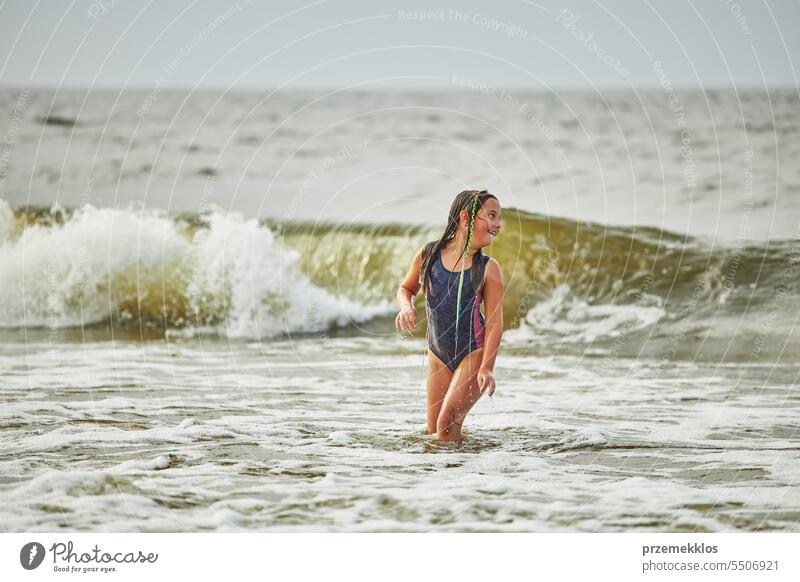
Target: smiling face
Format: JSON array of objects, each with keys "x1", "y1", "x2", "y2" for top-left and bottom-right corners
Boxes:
[{"x1": 469, "y1": 196, "x2": 502, "y2": 247}]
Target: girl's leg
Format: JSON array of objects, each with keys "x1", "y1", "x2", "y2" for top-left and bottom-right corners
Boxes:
[
  {"x1": 427, "y1": 349, "x2": 453, "y2": 435},
  {"x1": 436, "y1": 348, "x2": 485, "y2": 441}
]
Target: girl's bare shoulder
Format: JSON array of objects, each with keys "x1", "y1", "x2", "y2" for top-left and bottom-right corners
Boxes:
[{"x1": 484, "y1": 256, "x2": 504, "y2": 280}]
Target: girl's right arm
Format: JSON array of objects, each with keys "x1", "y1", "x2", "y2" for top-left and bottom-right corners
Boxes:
[{"x1": 395, "y1": 246, "x2": 424, "y2": 333}]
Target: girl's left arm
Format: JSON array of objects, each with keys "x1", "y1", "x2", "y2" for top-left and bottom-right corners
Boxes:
[{"x1": 479, "y1": 258, "x2": 504, "y2": 377}]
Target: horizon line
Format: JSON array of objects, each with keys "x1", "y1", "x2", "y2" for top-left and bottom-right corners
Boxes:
[{"x1": 1, "y1": 82, "x2": 798, "y2": 93}]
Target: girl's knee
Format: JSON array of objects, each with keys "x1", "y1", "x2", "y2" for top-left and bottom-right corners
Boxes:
[
  {"x1": 435, "y1": 416, "x2": 449, "y2": 436},
  {"x1": 436, "y1": 424, "x2": 463, "y2": 441},
  {"x1": 436, "y1": 408, "x2": 463, "y2": 437}
]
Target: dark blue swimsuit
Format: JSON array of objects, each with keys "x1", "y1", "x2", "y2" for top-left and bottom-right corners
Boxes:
[{"x1": 425, "y1": 248, "x2": 490, "y2": 372}]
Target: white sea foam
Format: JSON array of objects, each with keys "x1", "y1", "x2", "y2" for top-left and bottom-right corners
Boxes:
[
  {"x1": 0, "y1": 202, "x2": 389, "y2": 337},
  {"x1": 506, "y1": 284, "x2": 666, "y2": 344},
  {"x1": 2, "y1": 327, "x2": 798, "y2": 533}
]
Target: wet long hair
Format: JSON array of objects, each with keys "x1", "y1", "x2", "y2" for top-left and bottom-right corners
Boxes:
[{"x1": 419, "y1": 189, "x2": 497, "y2": 298}]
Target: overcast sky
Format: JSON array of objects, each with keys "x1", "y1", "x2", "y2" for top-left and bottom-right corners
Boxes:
[{"x1": 1, "y1": 0, "x2": 798, "y2": 90}]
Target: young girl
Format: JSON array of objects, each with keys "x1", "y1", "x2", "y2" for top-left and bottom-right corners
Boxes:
[{"x1": 395, "y1": 190, "x2": 504, "y2": 442}]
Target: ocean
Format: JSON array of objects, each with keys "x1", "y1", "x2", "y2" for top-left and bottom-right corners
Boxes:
[{"x1": 1, "y1": 87, "x2": 799, "y2": 532}]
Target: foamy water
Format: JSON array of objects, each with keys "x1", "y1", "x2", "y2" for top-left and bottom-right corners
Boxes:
[
  {"x1": 1, "y1": 337, "x2": 798, "y2": 532},
  {"x1": 0, "y1": 199, "x2": 390, "y2": 335}
]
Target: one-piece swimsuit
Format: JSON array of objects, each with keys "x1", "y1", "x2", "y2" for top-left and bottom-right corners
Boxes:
[{"x1": 425, "y1": 247, "x2": 489, "y2": 372}]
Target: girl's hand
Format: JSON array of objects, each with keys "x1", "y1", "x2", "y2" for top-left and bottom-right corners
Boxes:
[
  {"x1": 395, "y1": 304, "x2": 416, "y2": 334},
  {"x1": 477, "y1": 367, "x2": 496, "y2": 397}
]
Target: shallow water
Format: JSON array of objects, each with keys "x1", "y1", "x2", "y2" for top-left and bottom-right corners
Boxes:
[{"x1": 2, "y1": 335, "x2": 798, "y2": 532}]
